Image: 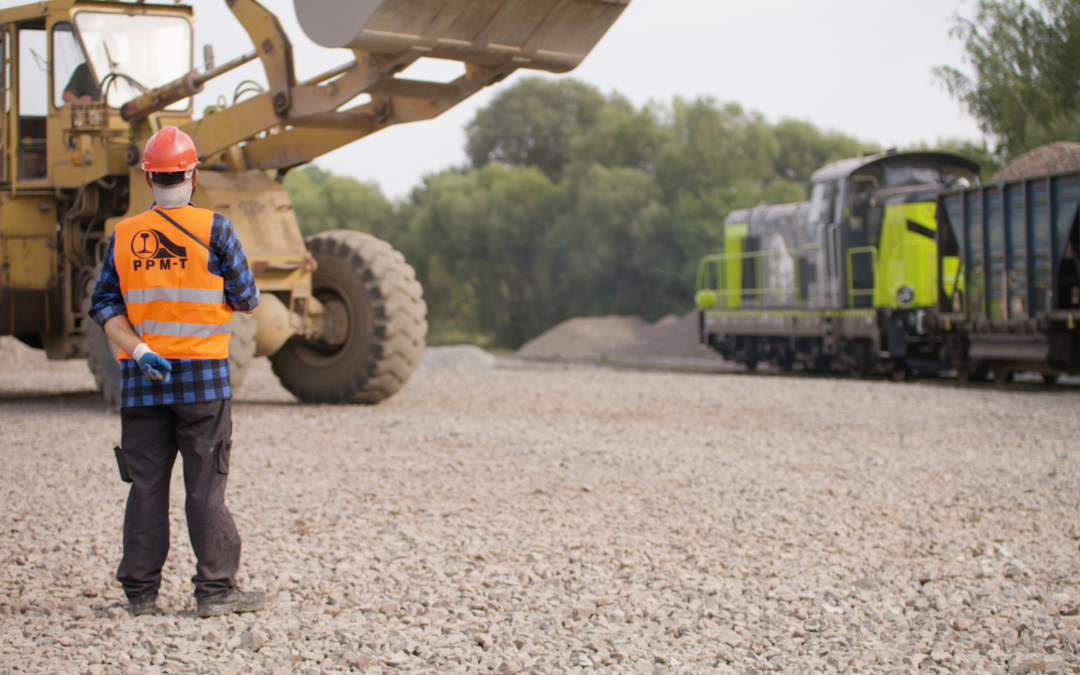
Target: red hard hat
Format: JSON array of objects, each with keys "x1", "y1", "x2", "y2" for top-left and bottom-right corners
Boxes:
[{"x1": 142, "y1": 127, "x2": 199, "y2": 173}]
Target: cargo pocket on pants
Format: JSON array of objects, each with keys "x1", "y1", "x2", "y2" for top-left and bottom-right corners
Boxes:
[
  {"x1": 215, "y1": 440, "x2": 232, "y2": 475},
  {"x1": 113, "y1": 446, "x2": 133, "y2": 483}
]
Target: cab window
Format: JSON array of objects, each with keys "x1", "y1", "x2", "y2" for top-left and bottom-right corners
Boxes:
[
  {"x1": 73, "y1": 12, "x2": 192, "y2": 110},
  {"x1": 18, "y1": 25, "x2": 46, "y2": 117},
  {"x1": 18, "y1": 24, "x2": 47, "y2": 179},
  {"x1": 808, "y1": 181, "x2": 835, "y2": 226},
  {"x1": 53, "y1": 22, "x2": 96, "y2": 107},
  {"x1": 884, "y1": 166, "x2": 940, "y2": 188}
]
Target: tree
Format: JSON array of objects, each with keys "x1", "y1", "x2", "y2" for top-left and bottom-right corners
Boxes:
[
  {"x1": 772, "y1": 119, "x2": 877, "y2": 187},
  {"x1": 548, "y1": 165, "x2": 716, "y2": 322},
  {"x1": 284, "y1": 166, "x2": 399, "y2": 239},
  {"x1": 464, "y1": 77, "x2": 606, "y2": 181},
  {"x1": 408, "y1": 164, "x2": 568, "y2": 346},
  {"x1": 567, "y1": 94, "x2": 667, "y2": 176},
  {"x1": 652, "y1": 98, "x2": 778, "y2": 205},
  {"x1": 935, "y1": 0, "x2": 1080, "y2": 159},
  {"x1": 284, "y1": 84, "x2": 890, "y2": 347}
]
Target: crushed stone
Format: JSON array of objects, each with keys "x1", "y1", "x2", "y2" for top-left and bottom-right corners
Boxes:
[
  {"x1": 2, "y1": 336, "x2": 1080, "y2": 673},
  {"x1": 992, "y1": 142, "x2": 1080, "y2": 182}
]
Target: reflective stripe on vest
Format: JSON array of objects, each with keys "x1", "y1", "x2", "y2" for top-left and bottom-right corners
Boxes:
[
  {"x1": 131, "y1": 320, "x2": 233, "y2": 339},
  {"x1": 123, "y1": 287, "x2": 226, "y2": 305},
  {"x1": 113, "y1": 205, "x2": 233, "y2": 360}
]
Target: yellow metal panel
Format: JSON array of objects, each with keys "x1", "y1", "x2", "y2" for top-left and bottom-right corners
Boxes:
[
  {"x1": 872, "y1": 201, "x2": 938, "y2": 309},
  {"x1": 724, "y1": 222, "x2": 747, "y2": 309},
  {"x1": 295, "y1": 0, "x2": 630, "y2": 73},
  {"x1": 0, "y1": 196, "x2": 58, "y2": 237},
  {"x1": 192, "y1": 171, "x2": 307, "y2": 259},
  {"x1": 3, "y1": 236, "x2": 56, "y2": 290}
]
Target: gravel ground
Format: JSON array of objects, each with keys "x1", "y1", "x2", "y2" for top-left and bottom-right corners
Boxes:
[{"x1": 2, "y1": 336, "x2": 1080, "y2": 675}]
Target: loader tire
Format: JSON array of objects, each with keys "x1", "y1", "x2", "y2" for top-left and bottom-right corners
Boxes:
[
  {"x1": 85, "y1": 309, "x2": 123, "y2": 411},
  {"x1": 228, "y1": 312, "x2": 257, "y2": 395},
  {"x1": 270, "y1": 231, "x2": 427, "y2": 404}
]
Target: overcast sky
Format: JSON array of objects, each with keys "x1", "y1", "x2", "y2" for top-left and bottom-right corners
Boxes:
[{"x1": 11, "y1": 0, "x2": 985, "y2": 198}]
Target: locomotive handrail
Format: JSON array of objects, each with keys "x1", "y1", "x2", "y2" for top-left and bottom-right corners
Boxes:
[{"x1": 697, "y1": 249, "x2": 801, "y2": 310}]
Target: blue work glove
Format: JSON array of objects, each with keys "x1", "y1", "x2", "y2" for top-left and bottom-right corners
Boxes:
[{"x1": 132, "y1": 343, "x2": 172, "y2": 383}]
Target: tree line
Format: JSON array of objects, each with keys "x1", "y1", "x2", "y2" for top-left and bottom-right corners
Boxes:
[
  {"x1": 286, "y1": 84, "x2": 882, "y2": 347},
  {"x1": 285, "y1": 0, "x2": 1072, "y2": 348}
]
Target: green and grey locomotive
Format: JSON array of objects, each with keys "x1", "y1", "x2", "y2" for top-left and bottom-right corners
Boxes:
[
  {"x1": 694, "y1": 151, "x2": 979, "y2": 377},
  {"x1": 696, "y1": 149, "x2": 1080, "y2": 383}
]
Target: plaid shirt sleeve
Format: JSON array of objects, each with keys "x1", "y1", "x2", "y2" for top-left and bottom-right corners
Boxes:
[
  {"x1": 89, "y1": 235, "x2": 126, "y2": 328},
  {"x1": 210, "y1": 213, "x2": 260, "y2": 312}
]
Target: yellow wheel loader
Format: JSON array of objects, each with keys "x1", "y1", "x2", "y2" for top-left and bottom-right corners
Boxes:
[{"x1": 0, "y1": 0, "x2": 629, "y2": 404}]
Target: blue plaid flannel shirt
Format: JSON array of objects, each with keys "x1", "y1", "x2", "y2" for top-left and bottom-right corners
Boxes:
[{"x1": 90, "y1": 207, "x2": 260, "y2": 408}]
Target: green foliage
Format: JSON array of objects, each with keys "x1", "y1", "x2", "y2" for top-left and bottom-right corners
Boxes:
[
  {"x1": 652, "y1": 99, "x2": 778, "y2": 204},
  {"x1": 567, "y1": 94, "x2": 666, "y2": 175},
  {"x1": 762, "y1": 178, "x2": 807, "y2": 205},
  {"x1": 773, "y1": 119, "x2": 879, "y2": 185},
  {"x1": 464, "y1": 77, "x2": 606, "y2": 181},
  {"x1": 549, "y1": 166, "x2": 670, "y2": 320},
  {"x1": 290, "y1": 78, "x2": 918, "y2": 349},
  {"x1": 408, "y1": 164, "x2": 568, "y2": 346},
  {"x1": 284, "y1": 166, "x2": 397, "y2": 239},
  {"x1": 935, "y1": 0, "x2": 1080, "y2": 160},
  {"x1": 904, "y1": 138, "x2": 1003, "y2": 182}
]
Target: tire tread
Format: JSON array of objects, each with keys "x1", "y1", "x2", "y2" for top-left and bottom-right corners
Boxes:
[{"x1": 271, "y1": 230, "x2": 426, "y2": 404}]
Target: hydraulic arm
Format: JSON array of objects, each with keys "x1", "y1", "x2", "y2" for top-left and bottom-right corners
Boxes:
[{"x1": 123, "y1": 0, "x2": 630, "y2": 171}]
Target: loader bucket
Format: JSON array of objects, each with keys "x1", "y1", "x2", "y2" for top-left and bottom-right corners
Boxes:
[{"x1": 294, "y1": 0, "x2": 630, "y2": 73}]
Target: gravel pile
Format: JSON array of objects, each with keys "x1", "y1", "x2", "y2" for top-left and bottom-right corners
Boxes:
[
  {"x1": 516, "y1": 313, "x2": 723, "y2": 363},
  {"x1": 992, "y1": 142, "x2": 1080, "y2": 183},
  {"x1": 419, "y1": 346, "x2": 497, "y2": 371},
  {"x1": 3, "y1": 336, "x2": 1080, "y2": 674}
]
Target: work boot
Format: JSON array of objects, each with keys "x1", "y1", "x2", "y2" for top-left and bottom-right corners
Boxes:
[
  {"x1": 128, "y1": 594, "x2": 160, "y2": 617},
  {"x1": 196, "y1": 589, "x2": 266, "y2": 618}
]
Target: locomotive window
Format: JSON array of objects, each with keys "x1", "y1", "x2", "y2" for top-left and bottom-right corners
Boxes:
[
  {"x1": 866, "y1": 204, "x2": 884, "y2": 244},
  {"x1": 808, "y1": 181, "x2": 835, "y2": 226},
  {"x1": 850, "y1": 193, "x2": 872, "y2": 231},
  {"x1": 885, "y1": 166, "x2": 939, "y2": 188},
  {"x1": 852, "y1": 177, "x2": 877, "y2": 194},
  {"x1": 942, "y1": 166, "x2": 975, "y2": 188}
]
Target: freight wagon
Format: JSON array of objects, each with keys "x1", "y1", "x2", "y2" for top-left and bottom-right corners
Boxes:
[{"x1": 936, "y1": 171, "x2": 1080, "y2": 383}]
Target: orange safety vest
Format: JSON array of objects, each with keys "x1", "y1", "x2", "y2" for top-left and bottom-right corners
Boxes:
[{"x1": 113, "y1": 205, "x2": 233, "y2": 360}]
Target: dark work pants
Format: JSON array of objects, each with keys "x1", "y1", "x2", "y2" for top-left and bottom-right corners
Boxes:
[{"x1": 116, "y1": 399, "x2": 240, "y2": 601}]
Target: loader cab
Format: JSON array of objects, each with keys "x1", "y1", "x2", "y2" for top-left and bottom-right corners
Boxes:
[
  {"x1": 0, "y1": 2, "x2": 195, "y2": 358},
  {"x1": 0, "y1": 3, "x2": 194, "y2": 191}
]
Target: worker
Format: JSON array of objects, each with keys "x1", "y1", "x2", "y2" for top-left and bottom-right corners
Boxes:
[
  {"x1": 89, "y1": 127, "x2": 264, "y2": 618},
  {"x1": 62, "y1": 62, "x2": 100, "y2": 103}
]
